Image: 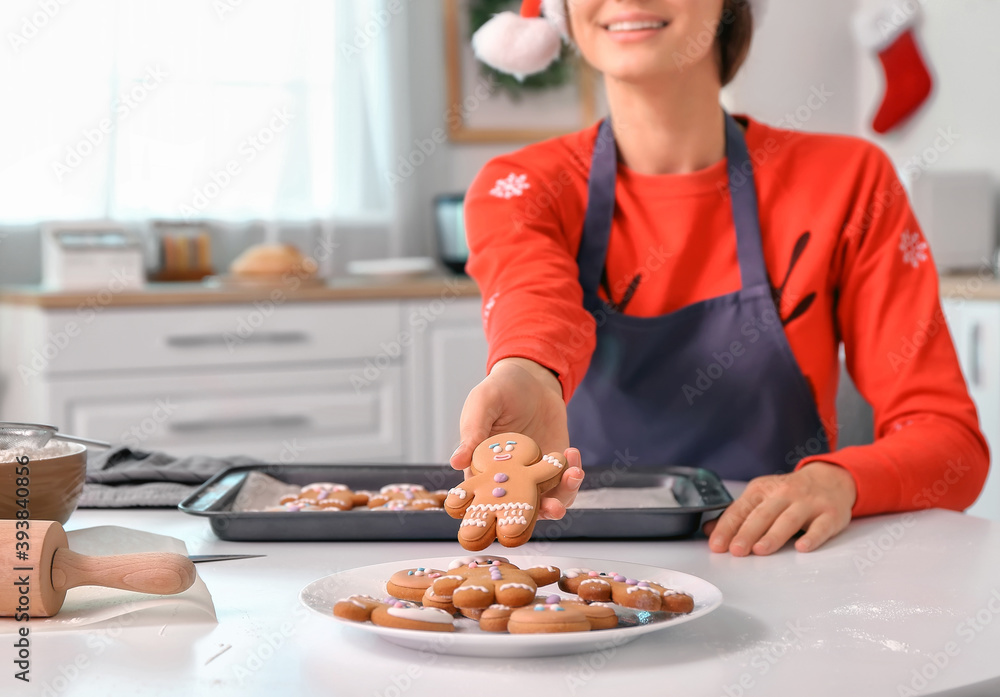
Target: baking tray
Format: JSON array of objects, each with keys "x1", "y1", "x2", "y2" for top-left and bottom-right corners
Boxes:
[{"x1": 178, "y1": 464, "x2": 733, "y2": 542}]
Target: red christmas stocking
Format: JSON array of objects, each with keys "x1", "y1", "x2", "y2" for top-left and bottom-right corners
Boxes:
[{"x1": 855, "y1": 5, "x2": 933, "y2": 134}]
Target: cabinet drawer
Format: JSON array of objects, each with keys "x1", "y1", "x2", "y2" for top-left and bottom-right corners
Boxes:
[
  {"x1": 59, "y1": 365, "x2": 404, "y2": 462},
  {"x1": 37, "y1": 301, "x2": 402, "y2": 374}
]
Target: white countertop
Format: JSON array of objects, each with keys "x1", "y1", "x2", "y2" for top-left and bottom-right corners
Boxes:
[{"x1": 16, "y1": 507, "x2": 1000, "y2": 697}]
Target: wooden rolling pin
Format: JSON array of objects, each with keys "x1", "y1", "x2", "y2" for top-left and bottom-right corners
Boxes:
[{"x1": 0, "y1": 521, "x2": 197, "y2": 618}]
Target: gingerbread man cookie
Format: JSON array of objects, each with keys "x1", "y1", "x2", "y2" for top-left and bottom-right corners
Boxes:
[
  {"x1": 276, "y1": 483, "x2": 368, "y2": 511},
  {"x1": 445, "y1": 432, "x2": 567, "y2": 550},
  {"x1": 333, "y1": 595, "x2": 455, "y2": 632},
  {"x1": 430, "y1": 556, "x2": 560, "y2": 610},
  {"x1": 386, "y1": 567, "x2": 448, "y2": 603},
  {"x1": 558, "y1": 568, "x2": 694, "y2": 613},
  {"x1": 480, "y1": 595, "x2": 618, "y2": 632},
  {"x1": 367, "y1": 484, "x2": 448, "y2": 510}
]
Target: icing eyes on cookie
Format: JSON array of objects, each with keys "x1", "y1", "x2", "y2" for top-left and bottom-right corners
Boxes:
[{"x1": 490, "y1": 444, "x2": 502, "y2": 453}]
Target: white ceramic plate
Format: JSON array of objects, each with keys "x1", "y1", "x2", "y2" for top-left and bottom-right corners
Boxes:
[{"x1": 299, "y1": 555, "x2": 723, "y2": 658}]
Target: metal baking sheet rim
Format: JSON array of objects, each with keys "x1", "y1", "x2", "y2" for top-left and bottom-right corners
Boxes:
[{"x1": 178, "y1": 464, "x2": 734, "y2": 542}]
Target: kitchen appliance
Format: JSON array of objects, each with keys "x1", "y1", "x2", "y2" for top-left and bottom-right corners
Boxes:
[
  {"x1": 42, "y1": 222, "x2": 145, "y2": 291},
  {"x1": 911, "y1": 171, "x2": 997, "y2": 273},
  {"x1": 434, "y1": 193, "x2": 468, "y2": 274}
]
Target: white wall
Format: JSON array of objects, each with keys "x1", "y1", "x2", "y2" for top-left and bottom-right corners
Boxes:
[{"x1": 724, "y1": 0, "x2": 861, "y2": 135}]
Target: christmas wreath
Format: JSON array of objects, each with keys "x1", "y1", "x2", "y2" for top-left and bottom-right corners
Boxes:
[{"x1": 468, "y1": 0, "x2": 575, "y2": 99}]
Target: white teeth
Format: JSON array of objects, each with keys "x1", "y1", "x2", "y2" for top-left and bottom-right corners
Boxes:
[{"x1": 606, "y1": 21, "x2": 666, "y2": 32}]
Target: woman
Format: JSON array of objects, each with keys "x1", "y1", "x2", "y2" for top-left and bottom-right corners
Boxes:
[{"x1": 450, "y1": 0, "x2": 988, "y2": 555}]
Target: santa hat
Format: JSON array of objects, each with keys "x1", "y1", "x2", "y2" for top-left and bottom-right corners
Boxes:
[{"x1": 472, "y1": 0, "x2": 763, "y2": 81}]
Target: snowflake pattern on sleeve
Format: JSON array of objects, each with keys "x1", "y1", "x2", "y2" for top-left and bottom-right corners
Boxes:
[
  {"x1": 490, "y1": 173, "x2": 531, "y2": 199},
  {"x1": 899, "y1": 230, "x2": 929, "y2": 269}
]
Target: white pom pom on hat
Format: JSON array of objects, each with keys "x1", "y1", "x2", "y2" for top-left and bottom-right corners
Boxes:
[{"x1": 472, "y1": 0, "x2": 762, "y2": 80}]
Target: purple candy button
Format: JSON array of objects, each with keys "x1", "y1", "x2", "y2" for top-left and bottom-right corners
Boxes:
[
  {"x1": 492, "y1": 487, "x2": 507, "y2": 498},
  {"x1": 494, "y1": 473, "x2": 509, "y2": 483},
  {"x1": 546, "y1": 595, "x2": 561, "y2": 604}
]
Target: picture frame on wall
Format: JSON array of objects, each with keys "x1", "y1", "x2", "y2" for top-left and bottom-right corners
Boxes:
[{"x1": 444, "y1": 0, "x2": 603, "y2": 143}]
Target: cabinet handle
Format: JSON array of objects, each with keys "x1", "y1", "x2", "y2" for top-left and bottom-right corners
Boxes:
[
  {"x1": 970, "y1": 323, "x2": 982, "y2": 387},
  {"x1": 168, "y1": 415, "x2": 312, "y2": 434},
  {"x1": 165, "y1": 332, "x2": 310, "y2": 348}
]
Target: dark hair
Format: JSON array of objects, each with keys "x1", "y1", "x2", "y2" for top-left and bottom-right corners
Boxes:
[{"x1": 718, "y1": 0, "x2": 754, "y2": 86}]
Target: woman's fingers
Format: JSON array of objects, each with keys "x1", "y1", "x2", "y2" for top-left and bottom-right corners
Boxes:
[
  {"x1": 707, "y1": 482, "x2": 771, "y2": 553},
  {"x1": 727, "y1": 496, "x2": 791, "y2": 556},
  {"x1": 796, "y1": 511, "x2": 847, "y2": 553},
  {"x1": 751, "y1": 506, "x2": 811, "y2": 556},
  {"x1": 538, "y1": 448, "x2": 584, "y2": 520},
  {"x1": 451, "y1": 381, "x2": 501, "y2": 470}
]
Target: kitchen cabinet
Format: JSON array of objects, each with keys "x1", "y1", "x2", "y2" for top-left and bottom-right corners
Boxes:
[
  {"x1": 942, "y1": 297, "x2": 1000, "y2": 520},
  {"x1": 0, "y1": 280, "x2": 486, "y2": 464}
]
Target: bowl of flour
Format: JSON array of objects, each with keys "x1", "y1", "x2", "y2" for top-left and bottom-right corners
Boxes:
[{"x1": 1, "y1": 441, "x2": 87, "y2": 524}]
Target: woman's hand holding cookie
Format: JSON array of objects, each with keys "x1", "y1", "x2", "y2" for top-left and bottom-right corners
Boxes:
[{"x1": 451, "y1": 357, "x2": 584, "y2": 520}]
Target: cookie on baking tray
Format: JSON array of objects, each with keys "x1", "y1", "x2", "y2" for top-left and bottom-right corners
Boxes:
[
  {"x1": 270, "y1": 482, "x2": 369, "y2": 511},
  {"x1": 445, "y1": 432, "x2": 567, "y2": 551},
  {"x1": 333, "y1": 595, "x2": 455, "y2": 632},
  {"x1": 367, "y1": 484, "x2": 449, "y2": 511},
  {"x1": 558, "y1": 568, "x2": 694, "y2": 613}
]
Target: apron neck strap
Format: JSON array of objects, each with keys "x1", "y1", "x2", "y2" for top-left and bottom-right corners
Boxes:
[{"x1": 577, "y1": 112, "x2": 769, "y2": 298}]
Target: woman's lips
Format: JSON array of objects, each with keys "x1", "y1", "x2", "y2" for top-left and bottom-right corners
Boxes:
[
  {"x1": 603, "y1": 19, "x2": 669, "y2": 44},
  {"x1": 494, "y1": 453, "x2": 512, "y2": 461}
]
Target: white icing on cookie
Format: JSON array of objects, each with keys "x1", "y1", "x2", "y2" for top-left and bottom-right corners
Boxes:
[
  {"x1": 466, "y1": 502, "x2": 534, "y2": 513},
  {"x1": 498, "y1": 583, "x2": 534, "y2": 592},
  {"x1": 386, "y1": 606, "x2": 454, "y2": 624},
  {"x1": 454, "y1": 585, "x2": 490, "y2": 594},
  {"x1": 497, "y1": 515, "x2": 528, "y2": 526}
]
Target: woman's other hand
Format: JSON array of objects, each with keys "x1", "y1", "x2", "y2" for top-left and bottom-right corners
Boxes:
[
  {"x1": 450, "y1": 357, "x2": 584, "y2": 519},
  {"x1": 703, "y1": 462, "x2": 857, "y2": 555}
]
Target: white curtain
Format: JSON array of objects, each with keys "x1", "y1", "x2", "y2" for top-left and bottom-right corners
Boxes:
[{"x1": 0, "y1": 0, "x2": 394, "y2": 224}]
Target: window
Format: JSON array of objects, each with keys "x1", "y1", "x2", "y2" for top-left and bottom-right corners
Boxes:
[{"x1": 0, "y1": 0, "x2": 395, "y2": 223}]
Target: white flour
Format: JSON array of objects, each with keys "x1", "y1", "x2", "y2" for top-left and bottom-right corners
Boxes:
[{"x1": 0, "y1": 440, "x2": 78, "y2": 463}]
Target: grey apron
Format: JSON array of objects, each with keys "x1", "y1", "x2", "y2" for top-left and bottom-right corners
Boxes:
[{"x1": 566, "y1": 114, "x2": 829, "y2": 480}]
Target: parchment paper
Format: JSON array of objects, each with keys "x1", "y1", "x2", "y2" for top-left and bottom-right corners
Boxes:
[{"x1": 0, "y1": 526, "x2": 217, "y2": 633}]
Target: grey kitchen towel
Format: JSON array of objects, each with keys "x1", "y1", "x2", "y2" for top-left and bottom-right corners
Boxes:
[{"x1": 81, "y1": 446, "x2": 262, "y2": 508}]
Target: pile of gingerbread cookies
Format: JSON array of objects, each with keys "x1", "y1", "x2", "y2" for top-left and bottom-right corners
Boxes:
[
  {"x1": 333, "y1": 555, "x2": 694, "y2": 634},
  {"x1": 263, "y1": 483, "x2": 450, "y2": 512}
]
